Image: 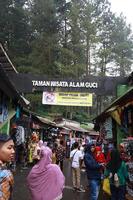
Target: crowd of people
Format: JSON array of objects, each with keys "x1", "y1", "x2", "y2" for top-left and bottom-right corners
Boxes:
[{"x1": 0, "y1": 132, "x2": 130, "y2": 200}]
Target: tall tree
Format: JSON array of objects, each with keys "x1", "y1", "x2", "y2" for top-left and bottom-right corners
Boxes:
[
  {"x1": 81, "y1": 1, "x2": 95, "y2": 76},
  {"x1": 0, "y1": 0, "x2": 11, "y2": 44},
  {"x1": 66, "y1": 0, "x2": 86, "y2": 78},
  {"x1": 111, "y1": 15, "x2": 133, "y2": 76},
  {"x1": 0, "y1": 0, "x2": 31, "y2": 69},
  {"x1": 95, "y1": 1, "x2": 115, "y2": 76},
  {"x1": 30, "y1": 0, "x2": 60, "y2": 76}
]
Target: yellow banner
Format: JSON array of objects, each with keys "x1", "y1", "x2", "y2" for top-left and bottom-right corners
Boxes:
[{"x1": 42, "y1": 92, "x2": 92, "y2": 107}]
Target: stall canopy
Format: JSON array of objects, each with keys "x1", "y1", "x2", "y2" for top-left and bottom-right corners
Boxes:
[
  {"x1": 93, "y1": 86, "x2": 133, "y2": 122},
  {"x1": 63, "y1": 124, "x2": 88, "y2": 133},
  {"x1": 54, "y1": 117, "x2": 88, "y2": 133},
  {"x1": 37, "y1": 116, "x2": 56, "y2": 126},
  {"x1": 23, "y1": 109, "x2": 57, "y2": 128}
]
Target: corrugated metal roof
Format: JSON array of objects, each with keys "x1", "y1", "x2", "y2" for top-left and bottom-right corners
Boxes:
[
  {"x1": 88, "y1": 131, "x2": 99, "y2": 136},
  {"x1": 64, "y1": 124, "x2": 88, "y2": 133},
  {"x1": 37, "y1": 116, "x2": 56, "y2": 126}
]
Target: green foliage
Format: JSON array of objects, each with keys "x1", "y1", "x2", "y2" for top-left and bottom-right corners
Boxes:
[
  {"x1": 1, "y1": 0, "x2": 132, "y2": 76},
  {"x1": 29, "y1": 0, "x2": 61, "y2": 77},
  {"x1": 0, "y1": 0, "x2": 133, "y2": 118},
  {"x1": 0, "y1": 0, "x2": 31, "y2": 69},
  {"x1": 111, "y1": 15, "x2": 133, "y2": 76},
  {"x1": 72, "y1": 111, "x2": 90, "y2": 123}
]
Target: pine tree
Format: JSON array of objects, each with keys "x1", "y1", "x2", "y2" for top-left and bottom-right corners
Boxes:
[
  {"x1": 0, "y1": 0, "x2": 31, "y2": 70},
  {"x1": 81, "y1": 0, "x2": 98, "y2": 76},
  {"x1": 111, "y1": 15, "x2": 133, "y2": 76},
  {"x1": 66, "y1": 0, "x2": 86, "y2": 78},
  {"x1": 30, "y1": 0, "x2": 60, "y2": 76},
  {"x1": 0, "y1": 0, "x2": 11, "y2": 44}
]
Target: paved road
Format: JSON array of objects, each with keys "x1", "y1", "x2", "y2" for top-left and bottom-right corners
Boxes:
[{"x1": 13, "y1": 160, "x2": 89, "y2": 200}]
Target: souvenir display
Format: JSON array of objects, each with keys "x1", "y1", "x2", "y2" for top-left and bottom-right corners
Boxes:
[{"x1": 122, "y1": 138, "x2": 133, "y2": 200}]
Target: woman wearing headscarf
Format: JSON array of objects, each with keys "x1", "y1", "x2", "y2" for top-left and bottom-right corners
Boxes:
[
  {"x1": 104, "y1": 149, "x2": 128, "y2": 200},
  {"x1": 27, "y1": 146, "x2": 65, "y2": 200},
  {"x1": 0, "y1": 133, "x2": 15, "y2": 200}
]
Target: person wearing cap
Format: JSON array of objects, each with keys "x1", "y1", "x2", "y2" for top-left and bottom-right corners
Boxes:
[{"x1": 0, "y1": 133, "x2": 15, "y2": 200}]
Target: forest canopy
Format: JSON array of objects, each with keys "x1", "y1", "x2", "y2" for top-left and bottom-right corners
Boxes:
[{"x1": 0, "y1": 0, "x2": 132, "y2": 121}]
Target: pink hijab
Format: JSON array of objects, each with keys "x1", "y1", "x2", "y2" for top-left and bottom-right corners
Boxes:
[{"x1": 27, "y1": 146, "x2": 65, "y2": 200}]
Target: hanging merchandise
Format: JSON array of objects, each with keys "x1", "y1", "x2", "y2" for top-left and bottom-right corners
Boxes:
[
  {"x1": 0, "y1": 91, "x2": 2, "y2": 114},
  {"x1": 104, "y1": 117, "x2": 113, "y2": 139},
  {"x1": 122, "y1": 138, "x2": 133, "y2": 199},
  {"x1": 121, "y1": 105, "x2": 133, "y2": 136},
  {"x1": 127, "y1": 160, "x2": 133, "y2": 198},
  {"x1": 0, "y1": 94, "x2": 8, "y2": 123},
  {"x1": 122, "y1": 107, "x2": 128, "y2": 129},
  {"x1": 15, "y1": 126, "x2": 25, "y2": 146},
  {"x1": 3, "y1": 103, "x2": 8, "y2": 122},
  {"x1": 127, "y1": 105, "x2": 133, "y2": 136},
  {"x1": 16, "y1": 106, "x2": 21, "y2": 119}
]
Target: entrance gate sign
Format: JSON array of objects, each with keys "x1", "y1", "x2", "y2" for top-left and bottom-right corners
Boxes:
[
  {"x1": 32, "y1": 80, "x2": 98, "y2": 88},
  {"x1": 42, "y1": 92, "x2": 93, "y2": 107},
  {"x1": 9, "y1": 73, "x2": 127, "y2": 95}
]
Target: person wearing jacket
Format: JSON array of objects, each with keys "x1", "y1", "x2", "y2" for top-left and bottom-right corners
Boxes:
[
  {"x1": 84, "y1": 144, "x2": 102, "y2": 200},
  {"x1": 104, "y1": 149, "x2": 128, "y2": 200}
]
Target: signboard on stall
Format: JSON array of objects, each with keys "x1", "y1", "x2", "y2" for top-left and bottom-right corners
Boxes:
[{"x1": 42, "y1": 92, "x2": 93, "y2": 107}]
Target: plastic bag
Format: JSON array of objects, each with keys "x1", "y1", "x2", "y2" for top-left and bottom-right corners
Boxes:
[
  {"x1": 102, "y1": 178, "x2": 111, "y2": 196},
  {"x1": 114, "y1": 173, "x2": 120, "y2": 188}
]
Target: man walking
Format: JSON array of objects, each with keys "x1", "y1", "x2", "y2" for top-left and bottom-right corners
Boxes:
[
  {"x1": 70, "y1": 142, "x2": 84, "y2": 192},
  {"x1": 56, "y1": 140, "x2": 65, "y2": 171},
  {"x1": 84, "y1": 144, "x2": 102, "y2": 200}
]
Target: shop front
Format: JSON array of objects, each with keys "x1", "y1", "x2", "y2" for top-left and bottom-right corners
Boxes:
[{"x1": 93, "y1": 86, "x2": 133, "y2": 199}]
